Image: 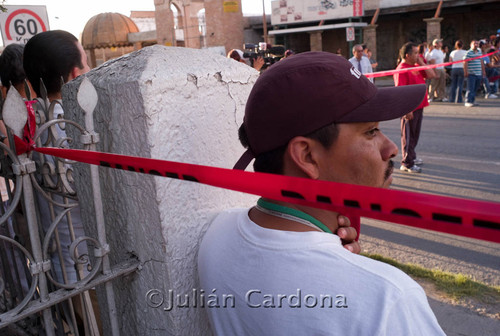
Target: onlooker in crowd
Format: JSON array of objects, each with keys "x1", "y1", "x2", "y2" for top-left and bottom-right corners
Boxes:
[
  {"x1": 442, "y1": 45, "x2": 449, "y2": 58},
  {"x1": 479, "y1": 39, "x2": 498, "y2": 98},
  {"x1": 0, "y1": 44, "x2": 33, "y2": 99},
  {"x1": 0, "y1": 44, "x2": 38, "y2": 154},
  {"x1": 424, "y1": 41, "x2": 433, "y2": 60},
  {"x1": 417, "y1": 43, "x2": 428, "y2": 62},
  {"x1": 227, "y1": 48, "x2": 264, "y2": 72},
  {"x1": 489, "y1": 37, "x2": 500, "y2": 93},
  {"x1": 0, "y1": 42, "x2": 34, "y2": 296},
  {"x1": 335, "y1": 47, "x2": 343, "y2": 57},
  {"x1": 199, "y1": 52, "x2": 445, "y2": 335},
  {"x1": 463, "y1": 40, "x2": 485, "y2": 107},
  {"x1": 24, "y1": 30, "x2": 90, "y2": 283},
  {"x1": 361, "y1": 44, "x2": 368, "y2": 56},
  {"x1": 442, "y1": 44, "x2": 451, "y2": 82},
  {"x1": 394, "y1": 42, "x2": 436, "y2": 174},
  {"x1": 426, "y1": 39, "x2": 447, "y2": 102},
  {"x1": 283, "y1": 49, "x2": 294, "y2": 58},
  {"x1": 418, "y1": 43, "x2": 432, "y2": 91},
  {"x1": 449, "y1": 40, "x2": 467, "y2": 103},
  {"x1": 364, "y1": 47, "x2": 378, "y2": 71},
  {"x1": 0, "y1": 44, "x2": 34, "y2": 146},
  {"x1": 349, "y1": 44, "x2": 373, "y2": 82}
]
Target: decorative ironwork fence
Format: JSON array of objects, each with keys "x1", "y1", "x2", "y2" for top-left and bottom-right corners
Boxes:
[{"x1": 0, "y1": 79, "x2": 140, "y2": 335}]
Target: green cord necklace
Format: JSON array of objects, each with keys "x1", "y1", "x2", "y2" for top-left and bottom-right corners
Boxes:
[{"x1": 256, "y1": 198, "x2": 333, "y2": 234}]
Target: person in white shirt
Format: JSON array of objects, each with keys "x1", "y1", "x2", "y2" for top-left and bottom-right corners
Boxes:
[
  {"x1": 449, "y1": 40, "x2": 468, "y2": 103},
  {"x1": 426, "y1": 38, "x2": 448, "y2": 102},
  {"x1": 198, "y1": 52, "x2": 445, "y2": 336},
  {"x1": 349, "y1": 44, "x2": 373, "y2": 82}
]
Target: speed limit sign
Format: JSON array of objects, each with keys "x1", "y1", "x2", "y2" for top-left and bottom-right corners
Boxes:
[{"x1": 0, "y1": 5, "x2": 49, "y2": 46}]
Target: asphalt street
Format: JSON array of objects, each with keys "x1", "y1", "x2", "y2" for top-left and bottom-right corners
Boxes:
[{"x1": 361, "y1": 87, "x2": 500, "y2": 335}]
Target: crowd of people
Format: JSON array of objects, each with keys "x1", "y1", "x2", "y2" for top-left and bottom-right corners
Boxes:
[
  {"x1": 226, "y1": 34, "x2": 498, "y2": 176},
  {"x1": 423, "y1": 36, "x2": 500, "y2": 106},
  {"x1": 229, "y1": 34, "x2": 500, "y2": 109}
]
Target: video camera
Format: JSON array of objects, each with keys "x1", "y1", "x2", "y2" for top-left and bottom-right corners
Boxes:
[{"x1": 243, "y1": 43, "x2": 286, "y2": 69}]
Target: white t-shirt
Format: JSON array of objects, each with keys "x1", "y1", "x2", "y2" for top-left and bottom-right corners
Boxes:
[
  {"x1": 426, "y1": 48, "x2": 445, "y2": 70},
  {"x1": 198, "y1": 208, "x2": 445, "y2": 336},
  {"x1": 348, "y1": 56, "x2": 374, "y2": 82},
  {"x1": 450, "y1": 49, "x2": 467, "y2": 69}
]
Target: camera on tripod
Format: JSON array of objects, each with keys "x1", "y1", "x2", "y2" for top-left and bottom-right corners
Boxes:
[{"x1": 243, "y1": 42, "x2": 286, "y2": 69}]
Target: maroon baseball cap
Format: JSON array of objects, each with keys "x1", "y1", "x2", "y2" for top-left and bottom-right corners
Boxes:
[{"x1": 234, "y1": 51, "x2": 426, "y2": 170}]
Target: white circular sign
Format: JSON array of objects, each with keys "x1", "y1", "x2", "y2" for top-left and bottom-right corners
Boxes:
[{"x1": 1, "y1": 7, "x2": 49, "y2": 45}]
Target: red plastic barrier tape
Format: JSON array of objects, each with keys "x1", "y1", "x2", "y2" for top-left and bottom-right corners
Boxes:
[
  {"x1": 365, "y1": 50, "x2": 500, "y2": 79},
  {"x1": 35, "y1": 147, "x2": 500, "y2": 244}
]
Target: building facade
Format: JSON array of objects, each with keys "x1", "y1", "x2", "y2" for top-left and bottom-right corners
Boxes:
[{"x1": 82, "y1": 1, "x2": 500, "y2": 71}]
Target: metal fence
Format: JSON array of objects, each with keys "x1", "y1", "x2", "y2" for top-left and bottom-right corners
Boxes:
[{"x1": 0, "y1": 80, "x2": 139, "y2": 335}]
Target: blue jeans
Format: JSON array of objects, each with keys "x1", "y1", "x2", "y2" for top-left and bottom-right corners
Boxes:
[
  {"x1": 449, "y1": 68, "x2": 464, "y2": 103},
  {"x1": 465, "y1": 74, "x2": 481, "y2": 103},
  {"x1": 485, "y1": 67, "x2": 499, "y2": 94}
]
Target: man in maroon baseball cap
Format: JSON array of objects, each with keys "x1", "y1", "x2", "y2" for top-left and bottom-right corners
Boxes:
[{"x1": 198, "y1": 52, "x2": 444, "y2": 335}]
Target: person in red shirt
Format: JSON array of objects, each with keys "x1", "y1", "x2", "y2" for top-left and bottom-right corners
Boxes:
[{"x1": 394, "y1": 42, "x2": 436, "y2": 173}]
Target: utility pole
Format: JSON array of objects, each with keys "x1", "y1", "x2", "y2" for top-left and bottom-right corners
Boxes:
[{"x1": 262, "y1": 0, "x2": 268, "y2": 43}]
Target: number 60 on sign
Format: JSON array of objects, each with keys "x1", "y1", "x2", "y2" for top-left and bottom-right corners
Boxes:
[{"x1": 0, "y1": 5, "x2": 49, "y2": 46}]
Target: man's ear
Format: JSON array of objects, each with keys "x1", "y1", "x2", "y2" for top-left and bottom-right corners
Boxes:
[
  {"x1": 285, "y1": 136, "x2": 321, "y2": 179},
  {"x1": 69, "y1": 66, "x2": 82, "y2": 81}
]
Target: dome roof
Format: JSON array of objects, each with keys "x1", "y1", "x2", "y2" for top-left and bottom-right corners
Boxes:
[{"x1": 82, "y1": 12, "x2": 139, "y2": 49}]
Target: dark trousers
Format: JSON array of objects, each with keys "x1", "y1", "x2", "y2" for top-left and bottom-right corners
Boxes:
[
  {"x1": 401, "y1": 108, "x2": 423, "y2": 167},
  {"x1": 449, "y1": 68, "x2": 464, "y2": 103}
]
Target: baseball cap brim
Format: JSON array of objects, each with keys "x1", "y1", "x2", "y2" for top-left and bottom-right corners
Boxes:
[{"x1": 337, "y1": 84, "x2": 426, "y2": 123}]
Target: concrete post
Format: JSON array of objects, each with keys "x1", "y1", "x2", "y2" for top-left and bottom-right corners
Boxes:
[
  {"x1": 62, "y1": 46, "x2": 259, "y2": 335},
  {"x1": 309, "y1": 31, "x2": 323, "y2": 51},
  {"x1": 363, "y1": 24, "x2": 378, "y2": 61},
  {"x1": 424, "y1": 17, "x2": 443, "y2": 44},
  {"x1": 154, "y1": 0, "x2": 175, "y2": 46},
  {"x1": 205, "y1": 0, "x2": 244, "y2": 53}
]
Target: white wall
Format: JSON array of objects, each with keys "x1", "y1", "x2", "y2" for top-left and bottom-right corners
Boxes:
[{"x1": 63, "y1": 45, "x2": 259, "y2": 335}]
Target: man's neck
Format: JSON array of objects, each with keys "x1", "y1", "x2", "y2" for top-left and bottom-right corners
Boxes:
[
  {"x1": 48, "y1": 92, "x2": 62, "y2": 102},
  {"x1": 249, "y1": 199, "x2": 339, "y2": 234}
]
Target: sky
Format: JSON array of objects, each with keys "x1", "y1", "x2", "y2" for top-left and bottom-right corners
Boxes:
[{"x1": 0, "y1": 0, "x2": 272, "y2": 46}]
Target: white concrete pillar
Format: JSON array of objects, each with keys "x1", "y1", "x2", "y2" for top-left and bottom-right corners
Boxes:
[{"x1": 62, "y1": 46, "x2": 259, "y2": 335}]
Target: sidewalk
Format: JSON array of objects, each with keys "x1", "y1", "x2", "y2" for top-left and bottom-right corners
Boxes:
[
  {"x1": 374, "y1": 77, "x2": 395, "y2": 87},
  {"x1": 362, "y1": 219, "x2": 500, "y2": 336}
]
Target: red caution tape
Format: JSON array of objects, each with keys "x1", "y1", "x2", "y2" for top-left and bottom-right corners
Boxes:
[
  {"x1": 34, "y1": 147, "x2": 500, "y2": 244},
  {"x1": 13, "y1": 100, "x2": 37, "y2": 155},
  {"x1": 365, "y1": 50, "x2": 500, "y2": 79}
]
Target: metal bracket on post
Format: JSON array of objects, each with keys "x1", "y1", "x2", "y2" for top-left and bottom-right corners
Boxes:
[
  {"x1": 80, "y1": 131, "x2": 101, "y2": 145},
  {"x1": 30, "y1": 260, "x2": 52, "y2": 275},
  {"x1": 94, "y1": 244, "x2": 110, "y2": 258},
  {"x1": 12, "y1": 160, "x2": 37, "y2": 176}
]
